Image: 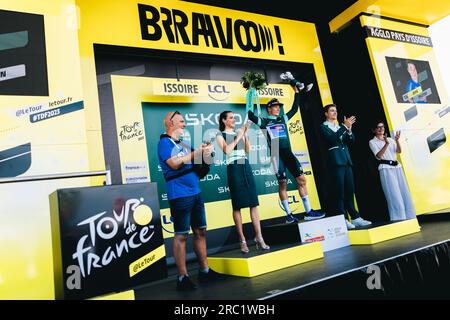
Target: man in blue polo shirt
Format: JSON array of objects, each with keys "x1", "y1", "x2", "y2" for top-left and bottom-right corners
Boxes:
[{"x1": 158, "y1": 111, "x2": 221, "y2": 291}]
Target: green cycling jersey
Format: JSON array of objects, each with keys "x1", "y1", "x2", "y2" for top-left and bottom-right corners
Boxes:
[{"x1": 247, "y1": 92, "x2": 300, "y2": 150}]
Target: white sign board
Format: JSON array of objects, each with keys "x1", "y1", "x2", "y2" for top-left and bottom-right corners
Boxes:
[{"x1": 298, "y1": 215, "x2": 349, "y2": 252}]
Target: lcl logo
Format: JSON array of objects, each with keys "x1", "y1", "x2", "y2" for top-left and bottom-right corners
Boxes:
[
  {"x1": 287, "y1": 195, "x2": 300, "y2": 204},
  {"x1": 161, "y1": 211, "x2": 175, "y2": 234},
  {"x1": 208, "y1": 84, "x2": 230, "y2": 101}
]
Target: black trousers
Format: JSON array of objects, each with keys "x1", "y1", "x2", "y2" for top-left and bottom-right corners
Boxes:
[{"x1": 332, "y1": 165, "x2": 360, "y2": 220}]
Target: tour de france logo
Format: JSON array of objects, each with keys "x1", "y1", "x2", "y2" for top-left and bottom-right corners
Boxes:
[{"x1": 71, "y1": 198, "x2": 155, "y2": 279}]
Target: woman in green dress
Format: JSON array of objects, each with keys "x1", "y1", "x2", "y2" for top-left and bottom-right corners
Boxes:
[{"x1": 216, "y1": 111, "x2": 269, "y2": 253}]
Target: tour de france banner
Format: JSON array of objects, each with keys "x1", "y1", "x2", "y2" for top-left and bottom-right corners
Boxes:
[
  {"x1": 50, "y1": 183, "x2": 166, "y2": 300},
  {"x1": 0, "y1": 2, "x2": 92, "y2": 300},
  {"x1": 361, "y1": 15, "x2": 450, "y2": 215},
  {"x1": 110, "y1": 76, "x2": 320, "y2": 237}
]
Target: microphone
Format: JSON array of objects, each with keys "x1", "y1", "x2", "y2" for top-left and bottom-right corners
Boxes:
[{"x1": 203, "y1": 138, "x2": 215, "y2": 158}]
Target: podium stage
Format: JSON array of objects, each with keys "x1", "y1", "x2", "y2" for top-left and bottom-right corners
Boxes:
[
  {"x1": 207, "y1": 242, "x2": 323, "y2": 277},
  {"x1": 127, "y1": 215, "x2": 449, "y2": 299}
]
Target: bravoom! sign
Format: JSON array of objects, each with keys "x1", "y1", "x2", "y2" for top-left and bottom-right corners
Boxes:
[
  {"x1": 138, "y1": 4, "x2": 286, "y2": 55},
  {"x1": 50, "y1": 183, "x2": 166, "y2": 300}
]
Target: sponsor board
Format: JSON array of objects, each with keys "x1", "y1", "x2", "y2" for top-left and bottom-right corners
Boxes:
[{"x1": 298, "y1": 215, "x2": 349, "y2": 252}]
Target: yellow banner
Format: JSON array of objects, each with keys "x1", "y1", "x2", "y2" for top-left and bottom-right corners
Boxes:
[
  {"x1": 77, "y1": 0, "x2": 324, "y2": 63},
  {"x1": 0, "y1": 0, "x2": 93, "y2": 300},
  {"x1": 152, "y1": 79, "x2": 292, "y2": 99},
  {"x1": 361, "y1": 15, "x2": 450, "y2": 215},
  {"x1": 129, "y1": 244, "x2": 166, "y2": 277}
]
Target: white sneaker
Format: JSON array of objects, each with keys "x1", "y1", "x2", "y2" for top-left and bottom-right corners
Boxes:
[
  {"x1": 346, "y1": 220, "x2": 356, "y2": 229},
  {"x1": 305, "y1": 83, "x2": 314, "y2": 92},
  {"x1": 352, "y1": 217, "x2": 372, "y2": 227}
]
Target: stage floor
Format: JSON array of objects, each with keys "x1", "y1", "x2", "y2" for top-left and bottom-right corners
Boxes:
[{"x1": 134, "y1": 217, "x2": 450, "y2": 300}]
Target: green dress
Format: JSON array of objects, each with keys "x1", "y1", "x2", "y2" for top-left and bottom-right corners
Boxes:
[{"x1": 221, "y1": 131, "x2": 259, "y2": 210}]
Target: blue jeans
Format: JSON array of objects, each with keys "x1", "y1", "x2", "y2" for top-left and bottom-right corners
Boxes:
[{"x1": 169, "y1": 193, "x2": 207, "y2": 234}]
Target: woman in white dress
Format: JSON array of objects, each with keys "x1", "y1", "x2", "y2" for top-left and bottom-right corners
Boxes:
[{"x1": 368, "y1": 121, "x2": 416, "y2": 221}]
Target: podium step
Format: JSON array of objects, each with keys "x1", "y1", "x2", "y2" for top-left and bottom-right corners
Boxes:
[
  {"x1": 207, "y1": 242, "x2": 323, "y2": 277},
  {"x1": 349, "y1": 218, "x2": 421, "y2": 245}
]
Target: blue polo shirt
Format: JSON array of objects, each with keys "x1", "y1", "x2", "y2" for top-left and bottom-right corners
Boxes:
[{"x1": 157, "y1": 136, "x2": 200, "y2": 200}]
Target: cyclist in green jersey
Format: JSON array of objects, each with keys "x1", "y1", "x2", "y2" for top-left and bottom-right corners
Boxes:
[{"x1": 248, "y1": 84, "x2": 325, "y2": 223}]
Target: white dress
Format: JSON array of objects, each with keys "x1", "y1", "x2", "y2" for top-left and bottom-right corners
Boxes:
[{"x1": 369, "y1": 137, "x2": 416, "y2": 221}]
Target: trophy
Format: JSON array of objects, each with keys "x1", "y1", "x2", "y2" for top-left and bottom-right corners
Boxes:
[{"x1": 280, "y1": 71, "x2": 313, "y2": 92}]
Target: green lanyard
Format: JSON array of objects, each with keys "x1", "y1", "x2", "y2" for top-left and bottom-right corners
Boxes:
[{"x1": 245, "y1": 87, "x2": 261, "y2": 116}]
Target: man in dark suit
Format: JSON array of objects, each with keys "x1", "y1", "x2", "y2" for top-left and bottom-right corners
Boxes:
[{"x1": 320, "y1": 104, "x2": 372, "y2": 229}]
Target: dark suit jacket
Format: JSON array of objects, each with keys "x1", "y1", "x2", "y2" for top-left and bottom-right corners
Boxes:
[{"x1": 320, "y1": 122, "x2": 354, "y2": 167}]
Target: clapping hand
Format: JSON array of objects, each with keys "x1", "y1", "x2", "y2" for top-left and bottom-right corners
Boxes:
[
  {"x1": 237, "y1": 122, "x2": 250, "y2": 139},
  {"x1": 243, "y1": 122, "x2": 250, "y2": 137},
  {"x1": 343, "y1": 116, "x2": 356, "y2": 130}
]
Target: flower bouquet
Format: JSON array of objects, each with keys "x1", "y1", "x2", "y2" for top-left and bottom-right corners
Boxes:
[{"x1": 241, "y1": 71, "x2": 267, "y2": 116}]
